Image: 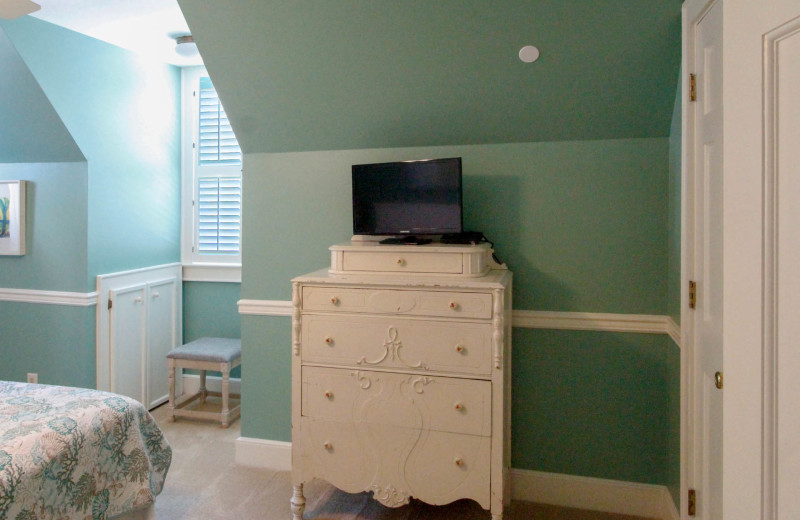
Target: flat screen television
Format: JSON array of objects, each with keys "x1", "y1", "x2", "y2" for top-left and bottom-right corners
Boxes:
[{"x1": 352, "y1": 157, "x2": 462, "y2": 241}]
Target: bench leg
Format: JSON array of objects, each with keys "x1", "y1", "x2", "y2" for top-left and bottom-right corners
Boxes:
[
  {"x1": 221, "y1": 364, "x2": 231, "y2": 428},
  {"x1": 168, "y1": 359, "x2": 176, "y2": 421},
  {"x1": 199, "y1": 370, "x2": 207, "y2": 404}
]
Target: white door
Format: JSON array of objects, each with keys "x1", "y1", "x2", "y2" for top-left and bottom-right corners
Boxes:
[
  {"x1": 685, "y1": 0, "x2": 724, "y2": 518},
  {"x1": 146, "y1": 277, "x2": 179, "y2": 409},
  {"x1": 766, "y1": 14, "x2": 800, "y2": 520},
  {"x1": 109, "y1": 284, "x2": 147, "y2": 404}
]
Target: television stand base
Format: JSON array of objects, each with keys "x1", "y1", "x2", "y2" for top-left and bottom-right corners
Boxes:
[{"x1": 379, "y1": 236, "x2": 433, "y2": 245}]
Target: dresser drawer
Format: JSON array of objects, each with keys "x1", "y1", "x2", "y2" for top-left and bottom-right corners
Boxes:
[
  {"x1": 302, "y1": 314, "x2": 493, "y2": 375},
  {"x1": 301, "y1": 367, "x2": 491, "y2": 437},
  {"x1": 298, "y1": 417, "x2": 491, "y2": 509},
  {"x1": 341, "y1": 250, "x2": 463, "y2": 274},
  {"x1": 302, "y1": 286, "x2": 493, "y2": 319}
]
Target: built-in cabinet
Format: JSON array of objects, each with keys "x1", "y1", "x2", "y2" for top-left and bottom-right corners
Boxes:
[
  {"x1": 291, "y1": 242, "x2": 512, "y2": 519},
  {"x1": 97, "y1": 264, "x2": 182, "y2": 409}
]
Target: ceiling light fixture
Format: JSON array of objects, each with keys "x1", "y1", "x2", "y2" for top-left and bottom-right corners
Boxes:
[
  {"x1": 174, "y1": 34, "x2": 198, "y2": 57},
  {"x1": 0, "y1": 0, "x2": 41, "y2": 20},
  {"x1": 519, "y1": 45, "x2": 540, "y2": 63}
]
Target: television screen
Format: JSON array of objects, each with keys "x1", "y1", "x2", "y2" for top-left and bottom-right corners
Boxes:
[{"x1": 352, "y1": 158, "x2": 462, "y2": 236}]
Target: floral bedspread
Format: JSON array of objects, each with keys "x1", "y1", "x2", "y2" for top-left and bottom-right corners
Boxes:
[{"x1": 0, "y1": 381, "x2": 171, "y2": 520}]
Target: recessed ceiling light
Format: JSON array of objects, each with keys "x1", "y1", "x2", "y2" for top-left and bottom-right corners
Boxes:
[{"x1": 519, "y1": 45, "x2": 540, "y2": 63}]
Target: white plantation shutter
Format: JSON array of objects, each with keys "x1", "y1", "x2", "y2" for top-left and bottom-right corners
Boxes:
[
  {"x1": 194, "y1": 77, "x2": 242, "y2": 259},
  {"x1": 198, "y1": 77, "x2": 242, "y2": 165},
  {"x1": 197, "y1": 176, "x2": 242, "y2": 255}
]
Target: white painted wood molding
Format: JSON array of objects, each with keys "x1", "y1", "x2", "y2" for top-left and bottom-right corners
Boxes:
[
  {"x1": 0, "y1": 288, "x2": 98, "y2": 306},
  {"x1": 237, "y1": 299, "x2": 682, "y2": 347}
]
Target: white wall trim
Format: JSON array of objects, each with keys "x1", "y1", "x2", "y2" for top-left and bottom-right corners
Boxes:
[
  {"x1": 511, "y1": 468, "x2": 679, "y2": 520},
  {"x1": 236, "y1": 299, "x2": 683, "y2": 345},
  {"x1": 238, "y1": 299, "x2": 292, "y2": 316},
  {"x1": 182, "y1": 264, "x2": 242, "y2": 283},
  {"x1": 0, "y1": 288, "x2": 98, "y2": 306},
  {"x1": 235, "y1": 436, "x2": 292, "y2": 470},
  {"x1": 229, "y1": 441, "x2": 678, "y2": 520}
]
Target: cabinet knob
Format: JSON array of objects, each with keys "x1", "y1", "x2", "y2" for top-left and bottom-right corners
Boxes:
[
  {"x1": 397, "y1": 258, "x2": 405, "y2": 265},
  {"x1": 325, "y1": 336, "x2": 333, "y2": 345},
  {"x1": 330, "y1": 296, "x2": 339, "y2": 305},
  {"x1": 449, "y1": 301, "x2": 458, "y2": 310},
  {"x1": 323, "y1": 441, "x2": 333, "y2": 450},
  {"x1": 324, "y1": 390, "x2": 334, "y2": 399},
  {"x1": 134, "y1": 296, "x2": 143, "y2": 303},
  {"x1": 454, "y1": 457, "x2": 464, "y2": 467},
  {"x1": 151, "y1": 291, "x2": 160, "y2": 299},
  {"x1": 455, "y1": 344, "x2": 465, "y2": 354},
  {"x1": 454, "y1": 402, "x2": 465, "y2": 412}
]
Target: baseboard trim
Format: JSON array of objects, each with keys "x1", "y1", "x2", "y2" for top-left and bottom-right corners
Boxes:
[
  {"x1": 235, "y1": 436, "x2": 292, "y2": 471},
  {"x1": 232, "y1": 438, "x2": 678, "y2": 520},
  {"x1": 181, "y1": 373, "x2": 242, "y2": 395},
  {"x1": 510, "y1": 468, "x2": 679, "y2": 520},
  {"x1": 0, "y1": 288, "x2": 98, "y2": 306},
  {"x1": 236, "y1": 299, "x2": 683, "y2": 347}
]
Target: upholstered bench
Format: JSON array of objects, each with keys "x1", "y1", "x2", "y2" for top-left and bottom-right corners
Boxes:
[{"x1": 167, "y1": 337, "x2": 241, "y2": 428}]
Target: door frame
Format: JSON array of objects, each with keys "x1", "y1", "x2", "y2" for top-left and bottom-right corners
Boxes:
[{"x1": 681, "y1": 0, "x2": 721, "y2": 518}]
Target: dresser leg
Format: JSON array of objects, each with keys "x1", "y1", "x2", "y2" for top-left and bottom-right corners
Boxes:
[
  {"x1": 491, "y1": 514, "x2": 503, "y2": 520},
  {"x1": 291, "y1": 484, "x2": 306, "y2": 520}
]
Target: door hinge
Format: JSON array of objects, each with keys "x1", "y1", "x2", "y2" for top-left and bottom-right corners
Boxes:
[
  {"x1": 689, "y1": 280, "x2": 697, "y2": 309},
  {"x1": 108, "y1": 299, "x2": 113, "y2": 310},
  {"x1": 690, "y1": 73, "x2": 697, "y2": 102},
  {"x1": 688, "y1": 488, "x2": 697, "y2": 516}
]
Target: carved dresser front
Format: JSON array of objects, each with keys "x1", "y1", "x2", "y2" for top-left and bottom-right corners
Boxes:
[{"x1": 290, "y1": 242, "x2": 512, "y2": 519}]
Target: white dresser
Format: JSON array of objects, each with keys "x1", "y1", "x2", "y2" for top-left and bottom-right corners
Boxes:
[{"x1": 290, "y1": 242, "x2": 512, "y2": 519}]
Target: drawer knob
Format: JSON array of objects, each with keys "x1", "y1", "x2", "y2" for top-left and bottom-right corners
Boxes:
[
  {"x1": 323, "y1": 441, "x2": 333, "y2": 450},
  {"x1": 455, "y1": 344, "x2": 465, "y2": 354},
  {"x1": 330, "y1": 297, "x2": 339, "y2": 305},
  {"x1": 397, "y1": 258, "x2": 405, "y2": 265},
  {"x1": 449, "y1": 301, "x2": 458, "y2": 310},
  {"x1": 454, "y1": 402, "x2": 465, "y2": 412},
  {"x1": 325, "y1": 336, "x2": 333, "y2": 345},
  {"x1": 324, "y1": 390, "x2": 334, "y2": 399},
  {"x1": 454, "y1": 457, "x2": 464, "y2": 467}
]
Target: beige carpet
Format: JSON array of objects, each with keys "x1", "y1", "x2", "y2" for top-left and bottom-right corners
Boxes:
[{"x1": 150, "y1": 400, "x2": 655, "y2": 520}]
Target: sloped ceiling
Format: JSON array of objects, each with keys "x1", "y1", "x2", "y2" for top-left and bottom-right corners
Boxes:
[
  {"x1": 0, "y1": 24, "x2": 84, "y2": 163},
  {"x1": 178, "y1": 0, "x2": 681, "y2": 154}
]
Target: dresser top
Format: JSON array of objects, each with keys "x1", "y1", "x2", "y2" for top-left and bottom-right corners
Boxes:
[
  {"x1": 292, "y1": 267, "x2": 511, "y2": 289},
  {"x1": 330, "y1": 241, "x2": 492, "y2": 253}
]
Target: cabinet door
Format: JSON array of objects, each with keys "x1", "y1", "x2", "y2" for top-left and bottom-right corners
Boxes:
[
  {"x1": 146, "y1": 277, "x2": 178, "y2": 409},
  {"x1": 109, "y1": 284, "x2": 147, "y2": 404}
]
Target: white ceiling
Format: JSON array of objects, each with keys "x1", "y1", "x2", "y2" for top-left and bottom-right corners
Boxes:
[{"x1": 29, "y1": 0, "x2": 203, "y2": 67}]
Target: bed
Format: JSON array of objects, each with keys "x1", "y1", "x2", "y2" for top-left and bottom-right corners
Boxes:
[{"x1": 0, "y1": 381, "x2": 171, "y2": 520}]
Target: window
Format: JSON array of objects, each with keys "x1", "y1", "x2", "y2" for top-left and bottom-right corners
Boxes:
[{"x1": 182, "y1": 68, "x2": 243, "y2": 278}]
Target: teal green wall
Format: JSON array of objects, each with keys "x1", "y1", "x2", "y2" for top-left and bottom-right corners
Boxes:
[
  {"x1": 178, "y1": 0, "x2": 681, "y2": 153},
  {"x1": 183, "y1": 281, "x2": 242, "y2": 378},
  {"x1": 242, "y1": 140, "x2": 668, "y2": 315},
  {"x1": 181, "y1": 0, "x2": 682, "y2": 494},
  {"x1": 668, "y1": 73, "x2": 683, "y2": 325},
  {"x1": 0, "y1": 163, "x2": 88, "y2": 292},
  {"x1": 239, "y1": 139, "x2": 674, "y2": 487},
  {"x1": 0, "y1": 27, "x2": 84, "y2": 163},
  {"x1": 0, "y1": 18, "x2": 181, "y2": 389},
  {"x1": 0, "y1": 302, "x2": 95, "y2": 387},
  {"x1": 1, "y1": 16, "x2": 182, "y2": 288}
]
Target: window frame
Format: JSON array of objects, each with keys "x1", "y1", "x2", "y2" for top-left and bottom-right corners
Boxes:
[{"x1": 181, "y1": 67, "x2": 242, "y2": 281}]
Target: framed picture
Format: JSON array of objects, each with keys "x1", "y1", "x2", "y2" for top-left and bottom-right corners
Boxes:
[{"x1": 0, "y1": 180, "x2": 26, "y2": 256}]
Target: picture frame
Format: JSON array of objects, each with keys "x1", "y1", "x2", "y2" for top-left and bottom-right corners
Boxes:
[{"x1": 0, "y1": 180, "x2": 26, "y2": 256}]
